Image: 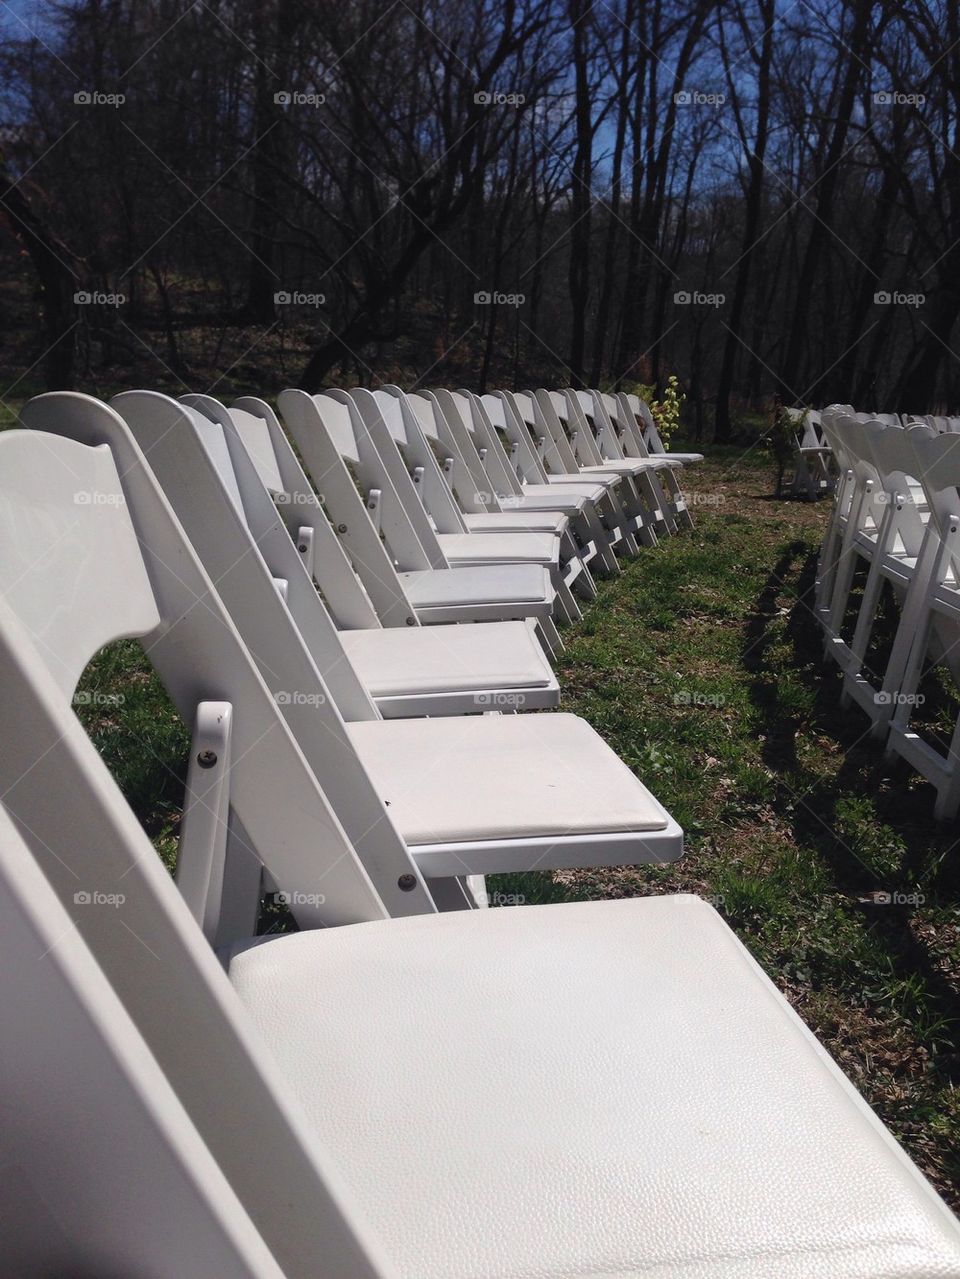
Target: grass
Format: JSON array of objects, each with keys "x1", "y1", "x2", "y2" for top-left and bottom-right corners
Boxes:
[
  {"x1": 493, "y1": 445, "x2": 960, "y2": 1204},
  {"x1": 76, "y1": 439, "x2": 959, "y2": 1205}
]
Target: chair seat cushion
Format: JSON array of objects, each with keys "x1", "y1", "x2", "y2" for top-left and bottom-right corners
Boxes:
[
  {"x1": 524, "y1": 481, "x2": 612, "y2": 503},
  {"x1": 437, "y1": 532, "x2": 560, "y2": 566},
  {"x1": 582, "y1": 460, "x2": 673, "y2": 473},
  {"x1": 346, "y1": 712, "x2": 669, "y2": 843},
  {"x1": 400, "y1": 565, "x2": 552, "y2": 607},
  {"x1": 500, "y1": 490, "x2": 590, "y2": 514},
  {"x1": 228, "y1": 895, "x2": 960, "y2": 1279},
  {"x1": 463, "y1": 512, "x2": 568, "y2": 535},
  {"x1": 340, "y1": 621, "x2": 553, "y2": 696}
]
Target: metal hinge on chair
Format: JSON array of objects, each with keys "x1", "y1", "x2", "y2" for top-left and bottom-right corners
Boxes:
[
  {"x1": 176, "y1": 701, "x2": 233, "y2": 943},
  {"x1": 296, "y1": 526, "x2": 315, "y2": 578},
  {"x1": 366, "y1": 488, "x2": 382, "y2": 534}
]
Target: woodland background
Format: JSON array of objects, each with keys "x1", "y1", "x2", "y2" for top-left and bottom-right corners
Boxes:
[{"x1": 1, "y1": 0, "x2": 958, "y2": 438}]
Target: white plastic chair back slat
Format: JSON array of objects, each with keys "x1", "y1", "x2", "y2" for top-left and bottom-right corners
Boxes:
[
  {"x1": 531, "y1": 388, "x2": 585, "y2": 473},
  {"x1": 367, "y1": 387, "x2": 468, "y2": 536},
  {"x1": 412, "y1": 390, "x2": 492, "y2": 513},
  {"x1": 370, "y1": 388, "x2": 408, "y2": 444},
  {"x1": 315, "y1": 394, "x2": 362, "y2": 461},
  {"x1": 228, "y1": 396, "x2": 383, "y2": 632},
  {"x1": 0, "y1": 801, "x2": 286, "y2": 1279},
  {"x1": 277, "y1": 389, "x2": 422, "y2": 627},
  {"x1": 223, "y1": 406, "x2": 286, "y2": 493},
  {"x1": 0, "y1": 605, "x2": 394, "y2": 1279},
  {"x1": 14, "y1": 393, "x2": 391, "y2": 932},
  {"x1": 108, "y1": 392, "x2": 434, "y2": 920},
  {"x1": 0, "y1": 431, "x2": 161, "y2": 697},
  {"x1": 457, "y1": 392, "x2": 526, "y2": 498},
  {"x1": 339, "y1": 388, "x2": 449, "y2": 563}
]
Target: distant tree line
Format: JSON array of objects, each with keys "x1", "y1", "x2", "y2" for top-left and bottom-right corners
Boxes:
[{"x1": 1, "y1": 0, "x2": 957, "y2": 435}]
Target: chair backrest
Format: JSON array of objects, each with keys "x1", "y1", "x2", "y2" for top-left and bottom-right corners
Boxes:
[
  {"x1": 225, "y1": 396, "x2": 383, "y2": 631},
  {"x1": 479, "y1": 391, "x2": 551, "y2": 486},
  {"x1": 0, "y1": 799, "x2": 286, "y2": 1278},
  {"x1": 367, "y1": 387, "x2": 468, "y2": 534},
  {"x1": 905, "y1": 427, "x2": 960, "y2": 540},
  {"x1": 425, "y1": 388, "x2": 508, "y2": 512},
  {"x1": 0, "y1": 429, "x2": 162, "y2": 698},
  {"x1": 400, "y1": 388, "x2": 492, "y2": 516},
  {"x1": 859, "y1": 421, "x2": 930, "y2": 557},
  {"x1": 629, "y1": 393, "x2": 669, "y2": 453},
  {"x1": 556, "y1": 389, "x2": 608, "y2": 466},
  {"x1": 0, "y1": 420, "x2": 395, "y2": 1277},
  {"x1": 335, "y1": 388, "x2": 447, "y2": 564},
  {"x1": 13, "y1": 394, "x2": 389, "y2": 931},
  {"x1": 454, "y1": 390, "x2": 527, "y2": 498},
  {"x1": 63, "y1": 391, "x2": 436, "y2": 921},
  {"x1": 510, "y1": 390, "x2": 579, "y2": 476},
  {"x1": 277, "y1": 389, "x2": 423, "y2": 626},
  {"x1": 570, "y1": 388, "x2": 627, "y2": 462},
  {"x1": 614, "y1": 392, "x2": 656, "y2": 459}
]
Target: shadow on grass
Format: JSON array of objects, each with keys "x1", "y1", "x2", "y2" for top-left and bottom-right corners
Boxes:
[{"x1": 741, "y1": 541, "x2": 960, "y2": 1076}]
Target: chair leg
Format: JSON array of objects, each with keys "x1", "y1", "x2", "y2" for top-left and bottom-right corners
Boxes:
[{"x1": 537, "y1": 615, "x2": 563, "y2": 656}]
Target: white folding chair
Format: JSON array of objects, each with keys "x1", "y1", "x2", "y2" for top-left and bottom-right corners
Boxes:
[
  {"x1": 2, "y1": 539, "x2": 958, "y2": 1278},
  {"x1": 275, "y1": 388, "x2": 564, "y2": 653},
  {"x1": 509, "y1": 388, "x2": 663, "y2": 546},
  {"x1": 17, "y1": 395, "x2": 684, "y2": 898},
  {"x1": 0, "y1": 801, "x2": 289, "y2": 1279},
  {"x1": 478, "y1": 388, "x2": 648, "y2": 554},
  {"x1": 564, "y1": 389, "x2": 694, "y2": 533},
  {"x1": 434, "y1": 387, "x2": 627, "y2": 574},
  {"x1": 880, "y1": 429, "x2": 960, "y2": 817},
  {"x1": 346, "y1": 386, "x2": 586, "y2": 623},
  {"x1": 177, "y1": 393, "x2": 562, "y2": 720},
  {"x1": 814, "y1": 404, "x2": 858, "y2": 616},
  {"x1": 790, "y1": 408, "x2": 836, "y2": 500},
  {"x1": 817, "y1": 412, "x2": 891, "y2": 640},
  {"x1": 626, "y1": 390, "x2": 704, "y2": 465},
  {"x1": 825, "y1": 424, "x2": 933, "y2": 734},
  {"x1": 389, "y1": 386, "x2": 600, "y2": 601}
]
